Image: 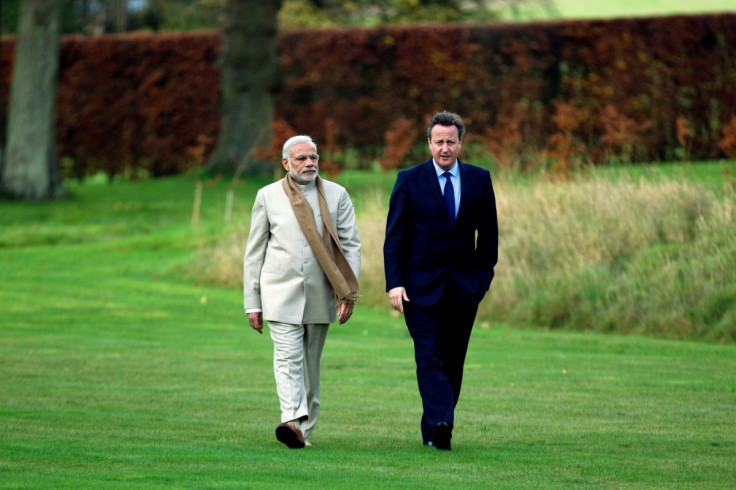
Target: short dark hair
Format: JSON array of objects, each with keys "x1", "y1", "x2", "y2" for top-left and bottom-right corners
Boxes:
[{"x1": 427, "y1": 111, "x2": 465, "y2": 141}]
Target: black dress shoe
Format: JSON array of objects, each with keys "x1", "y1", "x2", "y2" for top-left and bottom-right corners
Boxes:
[
  {"x1": 275, "y1": 423, "x2": 306, "y2": 449},
  {"x1": 432, "y1": 422, "x2": 452, "y2": 450}
]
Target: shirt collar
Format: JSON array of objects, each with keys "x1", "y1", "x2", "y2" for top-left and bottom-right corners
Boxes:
[
  {"x1": 295, "y1": 178, "x2": 317, "y2": 192},
  {"x1": 433, "y1": 159, "x2": 459, "y2": 179}
]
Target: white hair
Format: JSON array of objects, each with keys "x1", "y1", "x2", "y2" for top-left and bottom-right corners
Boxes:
[{"x1": 282, "y1": 135, "x2": 316, "y2": 159}]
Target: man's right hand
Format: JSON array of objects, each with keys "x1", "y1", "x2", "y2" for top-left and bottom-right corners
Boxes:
[
  {"x1": 388, "y1": 286, "x2": 410, "y2": 314},
  {"x1": 248, "y1": 312, "x2": 263, "y2": 334}
]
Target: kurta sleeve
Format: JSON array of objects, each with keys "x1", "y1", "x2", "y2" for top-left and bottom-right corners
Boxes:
[
  {"x1": 336, "y1": 188, "x2": 361, "y2": 281},
  {"x1": 243, "y1": 190, "x2": 269, "y2": 310}
]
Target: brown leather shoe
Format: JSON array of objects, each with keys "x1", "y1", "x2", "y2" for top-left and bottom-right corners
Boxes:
[{"x1": 276, "y1": 423, "x2": 306, "y2": 449}]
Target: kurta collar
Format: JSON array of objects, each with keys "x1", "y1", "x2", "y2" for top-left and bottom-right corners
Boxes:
[{"x1": 295, "y1": 178, "x2": 317, "y2": 192}]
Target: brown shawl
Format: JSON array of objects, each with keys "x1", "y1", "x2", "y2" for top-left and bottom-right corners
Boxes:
[{"x1": 282, "y1": 174, "x2": 360, "y2": 305}]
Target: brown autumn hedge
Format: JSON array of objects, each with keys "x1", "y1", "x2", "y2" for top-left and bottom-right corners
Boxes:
[{"x1": 2, "y1": 14, "x2": 735, "y2": 177}]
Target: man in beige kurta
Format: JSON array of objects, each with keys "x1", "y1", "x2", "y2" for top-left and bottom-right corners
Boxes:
[{"x1": 244, "y1": 135, "x2": 361, "y2": 449}]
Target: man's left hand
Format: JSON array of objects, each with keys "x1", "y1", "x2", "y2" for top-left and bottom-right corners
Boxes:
[{"x1": 337, "y1": 302, "x2": 354, "y2": 324}]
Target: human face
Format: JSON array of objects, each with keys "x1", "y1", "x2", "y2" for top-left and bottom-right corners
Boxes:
[
  {"x1": 428, "y1": 124, "x2": 462, "y2": 171},
  {"x1": 282, "y1": 141, "x2": 319, "y2": 184}
]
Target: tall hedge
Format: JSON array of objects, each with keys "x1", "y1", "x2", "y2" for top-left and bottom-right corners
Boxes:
[{"x1": 2, "y1": 14, "x2": 735, "y2": 177}]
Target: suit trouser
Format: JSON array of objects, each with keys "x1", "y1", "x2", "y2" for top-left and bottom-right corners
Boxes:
[
  {"x1": 404, "y1": 278, "x2": 478, "y2": 444},
  {"x1": 268, "y1": 321, "x2": 329, "y2": 439}
]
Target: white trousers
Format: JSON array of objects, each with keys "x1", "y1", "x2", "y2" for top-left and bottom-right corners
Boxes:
[{"x1": 268, "y1": 321, "x2": 329, "y2": 439}]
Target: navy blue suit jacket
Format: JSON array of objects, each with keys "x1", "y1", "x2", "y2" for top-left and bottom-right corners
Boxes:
[{"x1": 384, "y1": 159, "x2": 498, "y2": 307}]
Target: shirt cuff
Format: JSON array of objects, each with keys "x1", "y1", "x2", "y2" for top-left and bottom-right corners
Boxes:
[{"x1": 245, "y1": 308, "x2": 262, "y2": 314}]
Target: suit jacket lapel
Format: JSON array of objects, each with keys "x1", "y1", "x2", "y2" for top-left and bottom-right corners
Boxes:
[
  {"x1": 456, "y1": 160, "x2": 468, "y2": 224},
  {"x1": 420, "y1": 159, "x2": 449, "y2": 220}
]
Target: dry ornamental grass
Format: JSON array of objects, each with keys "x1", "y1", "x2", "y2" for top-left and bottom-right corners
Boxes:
[{"x1": 197, "y1": 170, "x2": 736, "y2": 342}]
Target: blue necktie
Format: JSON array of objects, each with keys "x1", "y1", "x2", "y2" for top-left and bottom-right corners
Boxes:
[{"x1": 443, "y1": 171, "x2": 456, "y2": 227}]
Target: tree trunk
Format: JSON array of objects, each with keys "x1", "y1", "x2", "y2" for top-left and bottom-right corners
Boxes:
[
  {"x1": 2, "y1": 0, "x2": 64, "y2": 200},
  {"x1": 205, "y1": 0, "x2": 283, "y2": 175}
]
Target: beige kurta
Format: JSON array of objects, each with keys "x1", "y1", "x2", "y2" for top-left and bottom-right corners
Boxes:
[{"x1": 243, "y1": 178, "x2": 361, "y2": 325}]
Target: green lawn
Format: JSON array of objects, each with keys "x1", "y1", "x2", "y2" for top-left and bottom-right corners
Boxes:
[
  {"x1": 2, "y1": 172, "x2": 735, "y2": 488},
  {"x1": 495, "y1": 0, "x2": 736, "y2": 22}
]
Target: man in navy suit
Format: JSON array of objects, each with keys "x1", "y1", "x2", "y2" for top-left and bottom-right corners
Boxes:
[{"x1": 384, "y1": 111, "x2": 498, "y2": 450}]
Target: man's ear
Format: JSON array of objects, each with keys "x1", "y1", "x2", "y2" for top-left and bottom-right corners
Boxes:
[{"x1": 281, "y1": 158, "x2": 290, "y2": 172}]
